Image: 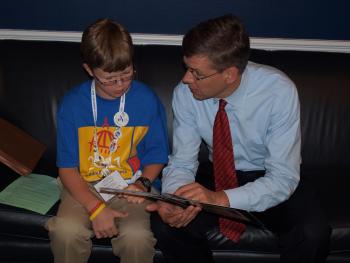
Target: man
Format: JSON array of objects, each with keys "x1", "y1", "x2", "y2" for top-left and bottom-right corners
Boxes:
[{"x1": 147, "y1": 14, "x2": 331, "y2": 263}]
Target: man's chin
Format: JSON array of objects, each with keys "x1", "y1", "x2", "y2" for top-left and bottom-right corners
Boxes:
[{"x1": 191, "y1": 92, "x2": 208, "y2": 101}]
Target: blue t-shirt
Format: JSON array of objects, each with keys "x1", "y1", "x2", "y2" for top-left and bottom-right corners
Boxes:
[{"x1": 57, "y1": 80, "x2": 169, "y2": 182}]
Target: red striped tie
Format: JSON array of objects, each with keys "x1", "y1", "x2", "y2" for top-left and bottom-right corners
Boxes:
[{"x1": 213, "y1": 99, "x2": 246, "y2": 242}]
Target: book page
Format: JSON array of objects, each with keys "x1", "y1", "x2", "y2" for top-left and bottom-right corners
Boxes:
[{"x1": 0, "y1": 173, "x2": 60, "y2": 214}]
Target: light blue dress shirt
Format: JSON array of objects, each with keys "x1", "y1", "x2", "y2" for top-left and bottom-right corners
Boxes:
[{"x1": 162, "y1": 62, "x2": 301, "y2": 212}]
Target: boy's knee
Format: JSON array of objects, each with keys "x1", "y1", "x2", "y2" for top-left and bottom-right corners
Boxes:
[
  {"x1": 46, "y1": 217, "x2": 91, "y2": 243},
  {"x1": 112, "y1": 225, "x2": 156, "y2": 252},
  {"x1": 120, "y1": 227, "x2": 155, "y2": 246}
]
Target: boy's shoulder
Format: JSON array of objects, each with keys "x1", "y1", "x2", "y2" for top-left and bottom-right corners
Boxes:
[
  {"x1": 130, "y1": 80, "x2": 160, "y2": 101},
  {"x1": 58, "y1": 81, "x2": 90, "y2": 111},
  {"x1": 63, "y1": 81, "x2": 90, "y2": 99},
  {"x1": 131, "y1": 80, "x2": 153, "y2": 92}
]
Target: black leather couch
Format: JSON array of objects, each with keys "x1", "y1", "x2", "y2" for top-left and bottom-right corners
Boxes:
[{"x1": 0, "y1": 39, "x2": 349, "y2": 262}]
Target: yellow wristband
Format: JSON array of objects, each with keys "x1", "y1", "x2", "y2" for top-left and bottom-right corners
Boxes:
[{"x1": 89, "y1": 203, "x2": 106, "y2": 221}]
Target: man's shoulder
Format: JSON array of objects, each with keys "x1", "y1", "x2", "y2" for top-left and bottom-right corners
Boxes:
[
  {"x1": 245, "y1": 62, "x2": 296, "y2": 94},
  {"x1": 244, "y1": 62, "x2": 299, "y2": 112},
  {"x1": 247, "y1": 62, "x2": 294, "y2": 83},
  {"x1": 173, "y1": 81, "x2": 194, "y2": 101},
  {"x1": 174, "y1": 81, "x2": 189, "y2": 92}
]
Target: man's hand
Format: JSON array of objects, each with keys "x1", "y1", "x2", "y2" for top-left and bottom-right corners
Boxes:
[
  {"x1": 175, "y1": 182, "x2": 230, "y2": 207},
  {"x1": 146, "y1": 201, "x2": 201, "y2": 228},
  {"x1": 91, "y1": 207, "x2": 128, "y2": 239}
]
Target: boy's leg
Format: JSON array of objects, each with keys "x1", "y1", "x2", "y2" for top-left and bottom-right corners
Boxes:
[
  {"x1": 45, "y1": 189, "x2": 93, "y2": 263},
  {"x1": 109, "y1": 198, "x2": 156, "y2": 263},
  {"x1": 256, "y1": 180, "x2": 331, "y2": 263}
]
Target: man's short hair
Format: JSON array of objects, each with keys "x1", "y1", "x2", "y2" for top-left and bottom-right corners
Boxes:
[
  {"x1": 80, "y1": 19, "x2": 133, "y2": 72},
  {"x1": 182, "y1": 14, "x2": 250, "y2": 74}
]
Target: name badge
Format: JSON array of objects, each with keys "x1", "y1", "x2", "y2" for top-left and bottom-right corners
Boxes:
[
  {"x1": 114, "y1": 111, "x2": 129, "y2": 127},
  {"x1": 94, "y1": 170, "x2": 128, "y2": 201}
]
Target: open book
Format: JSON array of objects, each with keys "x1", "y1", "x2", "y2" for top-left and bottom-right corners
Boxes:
[{"x1": 100, "y1": 187, "x2": 265, "y2": 228}]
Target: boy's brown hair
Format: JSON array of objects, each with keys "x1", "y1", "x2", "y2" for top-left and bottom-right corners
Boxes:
[{"x1": 81, "y1": 18, "x2": 133, "y2": 72}]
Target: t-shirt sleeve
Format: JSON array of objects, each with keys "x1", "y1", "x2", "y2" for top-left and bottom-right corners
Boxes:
[
  {"x1": 138, "y1": 94, "x2": 169, "y2": 166},
  {"x1": 56, "y1": 99, "x2": 79, "y2": 168}
]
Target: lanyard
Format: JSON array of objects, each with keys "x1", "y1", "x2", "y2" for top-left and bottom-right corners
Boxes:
[
  {"x1": 90, "y1": 80, "x2": 129, "y2": 177},
  {"x1": 91, "y1": 80, "x2": 126, "y2": 127}
]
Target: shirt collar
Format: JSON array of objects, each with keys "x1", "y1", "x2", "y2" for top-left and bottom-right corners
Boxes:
[{"x1": 212, "y1": 68, "x2": 248, "y2": 109}]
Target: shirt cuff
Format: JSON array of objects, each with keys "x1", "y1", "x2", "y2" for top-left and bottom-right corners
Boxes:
[{"x1": 224, "y1": 187, "x2": 251, "y2": 211}]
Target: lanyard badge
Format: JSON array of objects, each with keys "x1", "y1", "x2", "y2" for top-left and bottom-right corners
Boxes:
[{"x1": 90, "y1": 80, "x2": 129, "y2": 177}]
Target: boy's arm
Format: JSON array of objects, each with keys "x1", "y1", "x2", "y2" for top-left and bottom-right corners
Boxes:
[
  {"x1": 59, "y1": 167, "x2": 127, "y2": 238},
  {"x1": 59, "y1": 167, "x2": 101, "y2": 212},
  {"x1": 140, "y1": 163, "x2": 164, "y2": 184},
  {"x1": 125, "y1": 163, "x2": 164, "y2": 203}
]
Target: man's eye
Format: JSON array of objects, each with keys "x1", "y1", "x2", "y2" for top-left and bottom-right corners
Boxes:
[
  {"x1": 193, "y1": 72, "x2": 203, "y2": 78},
  {"x1": 189, "y1": 69, "x2": 200, "y2": 77}
]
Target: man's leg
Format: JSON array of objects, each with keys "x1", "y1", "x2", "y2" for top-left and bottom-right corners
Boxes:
[
  {"x1": 109, "y1": 198, "x2": 156, "y2": 263},
  {"x1": 151, "y1": 211, "x2": 217, "y2": 263},
  {"x1": 151, "y1": 161, "x2": 220, "y2": 263},
  {"x1": 45, "y1": 189, "x2": 93, "y2": 263},
  {"x1": 196, "y1": 161, "x2": 331, "y2": 262},
  {"x1": 256, "y1": 180, "x2": 331, "y2": 263}
]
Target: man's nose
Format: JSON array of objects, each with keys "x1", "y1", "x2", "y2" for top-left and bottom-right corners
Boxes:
[{"x1": 182, "y1": 69, "x2": 194, "y2": 84}]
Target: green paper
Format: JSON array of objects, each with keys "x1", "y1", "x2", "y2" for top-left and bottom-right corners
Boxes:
[{"x1": 0, "y1": 173, "x2": 60, "y2": 214}]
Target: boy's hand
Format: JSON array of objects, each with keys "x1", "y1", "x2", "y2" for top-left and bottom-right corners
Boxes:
[
  {"x1": 91, "y1": 207, "x2": 128, "y2": 238},
  {"x1": 122, "y1": 183, "x2": 147, "y2": 204}
]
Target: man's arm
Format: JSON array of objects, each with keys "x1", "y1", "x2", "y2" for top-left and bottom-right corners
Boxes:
[
  {"x1": 225, "y1": 77, "x2": 301, "y2": 212},
  {"x1": 161, "y1": 83, "x2": 202, "y2": 194},
  {"x1": 148, "y1": 83, "x2": 204, "y2": 226}
]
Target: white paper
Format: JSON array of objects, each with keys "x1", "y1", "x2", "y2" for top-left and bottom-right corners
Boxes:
[{"x1": 94, "y1": 170, "x2": 128, "y2": 201}]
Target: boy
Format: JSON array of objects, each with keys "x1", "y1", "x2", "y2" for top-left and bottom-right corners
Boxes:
[{"x1": 46, "y1": 18, "x2": 169, "y2": 263}]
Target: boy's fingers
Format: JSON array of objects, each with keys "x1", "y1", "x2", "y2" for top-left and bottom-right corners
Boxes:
[{"x1": 112, "y1": 210, "x2": 128, "y2": 218}]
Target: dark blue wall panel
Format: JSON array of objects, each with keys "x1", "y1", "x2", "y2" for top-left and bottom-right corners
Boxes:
[{"x1": 0, "y1": 0, "x2": 349, "y2": 40}]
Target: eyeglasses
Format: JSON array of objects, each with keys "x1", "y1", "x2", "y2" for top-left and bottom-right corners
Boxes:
[
  {"x1": 186, "y1": 68, "x2": 220, "y2": 81},
  {"x1": 94, "y1": 69, "x2": 135, "y2": 87}
]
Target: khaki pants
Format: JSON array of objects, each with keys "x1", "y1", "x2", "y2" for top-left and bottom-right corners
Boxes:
[{"x1": 45, "y1": 186, "x2": 156, "y2": 263}]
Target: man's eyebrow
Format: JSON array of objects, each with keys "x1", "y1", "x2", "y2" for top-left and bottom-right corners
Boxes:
[{"x1": 184, "y1": 64, "x2": 202, "y2": 74}]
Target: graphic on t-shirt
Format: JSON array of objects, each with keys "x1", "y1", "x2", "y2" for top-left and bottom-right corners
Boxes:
[{"x1": 78, "y1": 118, "x2": 148, "y2": 182}]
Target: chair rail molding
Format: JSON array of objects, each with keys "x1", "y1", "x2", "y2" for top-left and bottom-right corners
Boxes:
[{"x1": 1, "y1": 29, "x2": 350, "y2": 53}]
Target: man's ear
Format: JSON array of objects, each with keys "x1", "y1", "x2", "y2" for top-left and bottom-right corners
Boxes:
[
  {"x1": 223, "y1": 66, "x2": 240, "y2": 85},
  {"x1": 83, "y1": 63, "x2": 93, "y2": 77}
]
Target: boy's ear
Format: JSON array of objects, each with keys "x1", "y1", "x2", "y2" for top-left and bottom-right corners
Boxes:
[
  {"x1": 223, "y1": 66, "x2": 240, "y2": 85},
  {"x1": 83, "y1": 63, "x2": 93, "y2": 77}
]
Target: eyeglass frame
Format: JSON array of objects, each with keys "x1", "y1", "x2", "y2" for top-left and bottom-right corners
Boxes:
[
  {"x1": 186, "y1": 67, "x2": 221, "y2": 81},
  {"x1": 93, "y1": 68, "x2": 136, "y2": 87}
]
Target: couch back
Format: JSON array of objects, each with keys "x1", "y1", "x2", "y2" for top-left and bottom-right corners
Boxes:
[{"x1": 1, "y1": 40, "x2": 350, "y2": 225}]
